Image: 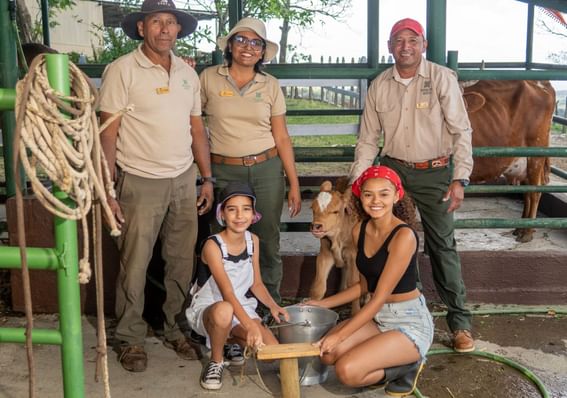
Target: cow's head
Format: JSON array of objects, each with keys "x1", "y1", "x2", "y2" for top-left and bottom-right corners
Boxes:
[{"x1": 310, "y1": 180, "x2": 352, "y2": 239}]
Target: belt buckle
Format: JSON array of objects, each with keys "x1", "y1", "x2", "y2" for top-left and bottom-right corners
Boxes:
[
  {"x1": 242, "y1": 156, "x2": 256, "y2": 166},
  {"x1": 431, "y1": 159, "x2": 443, "y2": 168}
]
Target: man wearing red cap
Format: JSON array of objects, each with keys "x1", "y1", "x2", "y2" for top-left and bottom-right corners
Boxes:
[
  {"x1": 350, "y1": 18, "x2": 475, "y2": 353},
  {"x1": 99, "y1": 0, "x2": 213, "y2": 372}
]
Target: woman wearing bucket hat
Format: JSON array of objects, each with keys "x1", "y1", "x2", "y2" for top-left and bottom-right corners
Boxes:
[
  {"x1": 185, "y1": 182, "x2": 288, "y2": 390},
  {"x1": 199, "y1": 17, "x2": 301, "y2": 304},
  {"x1": 306, "y1": 166, "x2": 434, "y2": 396}
]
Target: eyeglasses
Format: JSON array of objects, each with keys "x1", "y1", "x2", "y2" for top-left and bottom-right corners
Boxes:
[{"x1": 232, "y1": 35, "x2": 265, "y2": 51}]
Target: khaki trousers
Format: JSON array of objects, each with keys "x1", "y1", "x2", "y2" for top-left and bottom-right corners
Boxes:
[{"x1": 114, "y1": 165, "x2": 198, "y2": 345}]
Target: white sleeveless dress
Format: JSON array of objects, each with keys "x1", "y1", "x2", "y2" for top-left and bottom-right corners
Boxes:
[{"x1": 185, "y1": 231, "x2": 259, "y2": 348}]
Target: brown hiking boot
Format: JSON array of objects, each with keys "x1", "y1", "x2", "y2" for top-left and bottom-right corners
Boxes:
[
  {"x1": 453, "y1": 329, "x2": 475, "y2": 353},
  {"x1": 164, "y1": 337, "x2": 202, "y2": 360},
  {"x1": 118, "y1": 345, "x2": 147, "y2": 372}
]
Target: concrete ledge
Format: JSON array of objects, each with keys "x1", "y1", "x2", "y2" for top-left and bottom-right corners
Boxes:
[{"x1": 281, "y1": 251, "x2": 567, "y2": 304}]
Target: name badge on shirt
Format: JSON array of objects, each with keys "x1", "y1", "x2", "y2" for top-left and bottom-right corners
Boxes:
[
  {"x1": 220, "y1": 90, "x2": 234, "y2": 97},
  {"x1": 416, "y1": 102, "x2": 429, "y2": 109},
  {"x1": 156, "y1": 87, "x2": 169, "y2": 95}
]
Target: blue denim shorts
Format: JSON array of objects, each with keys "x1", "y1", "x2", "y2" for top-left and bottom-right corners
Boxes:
[{"x1": 373, "y1": 295, "x2": 434, "y2": 360}]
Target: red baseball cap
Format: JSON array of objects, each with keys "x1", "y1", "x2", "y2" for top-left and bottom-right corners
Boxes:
[{"x1": 390, "y1": 18, "x2": 425, "y2": 38}]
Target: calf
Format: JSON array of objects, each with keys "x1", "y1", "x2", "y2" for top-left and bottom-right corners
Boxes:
[{"x1": 310, "y1": 179, "x2": 361, "y2": 311}]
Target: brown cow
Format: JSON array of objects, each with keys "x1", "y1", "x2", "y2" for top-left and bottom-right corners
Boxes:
[
  {"x1": 463, "y1": 80, "x2": 556, "y2": 242},
  {"x1": 309, "y1": 178, "x2": 417, "y2": 312}
]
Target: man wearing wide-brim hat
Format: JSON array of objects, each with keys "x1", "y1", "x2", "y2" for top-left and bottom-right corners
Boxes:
[{"x1": 98, "y1": 0, "x2": 213, "y2": 372}]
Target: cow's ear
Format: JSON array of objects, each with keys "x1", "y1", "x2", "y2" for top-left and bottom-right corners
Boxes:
[{"x1": 320, "y1": 181, "x2": 333, "y2": 192}]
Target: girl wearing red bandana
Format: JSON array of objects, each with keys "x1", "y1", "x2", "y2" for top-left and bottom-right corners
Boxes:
[{"x1": 306, "y1": 166, "x2": 433, "y2": 397}]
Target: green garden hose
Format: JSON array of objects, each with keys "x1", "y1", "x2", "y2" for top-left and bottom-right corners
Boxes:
[
  {"x1": 411, "y1": 306, "x2": 566, "y2": 398},
  {"x1": 413, "y1": 349, "x2": 551, "y2": 398}
]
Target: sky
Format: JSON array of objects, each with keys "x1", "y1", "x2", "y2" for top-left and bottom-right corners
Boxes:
[{"x1": 190, "y1": 0, "x2": 567, "y2": 90}]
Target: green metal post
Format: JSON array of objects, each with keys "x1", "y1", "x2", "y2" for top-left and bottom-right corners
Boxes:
[
  {"x1": 228, "y1": 0, "x2": 242, "y2": 29},
  {"x1": 0, "y1": 87, "x2": 15, "y2": 110},
  {"x1": 367, "y1": 0, "x2": 379, "y2": 69},
  {"x1": 0, "y1": 0, "x2": 18, "y2": 197},
  {"x1": 526, "y1": 4, "x2": 534, "y2": 69},
  {"x1": 426, "y1": 0, "x2": 447, "y2": 65},
  {"x1": 46, "y1": 54, "x2": 85, "y2": 398},
  {"x1": 40, "y1": 0, "x2": 50, "y2": 46},
  {"x1": 447, "y1": 50, "x2": 458, "y2": 71}
]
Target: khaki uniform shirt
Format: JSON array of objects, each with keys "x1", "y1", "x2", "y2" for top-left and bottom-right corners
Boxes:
[
  {"x1": 200, "y1": 65, "x2": 286, "y2": 157},
  {"x1": 99, "y1": 45, "x2": 201, "y2": 179},
  {"x1": 350, "y1": 58, "x2": 473, "y2": 181}
]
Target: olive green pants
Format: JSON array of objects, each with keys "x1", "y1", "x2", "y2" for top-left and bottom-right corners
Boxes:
[
  {"x1": 114, "y1": 165, "x2": 198, "y2": 345},
  {"x1": 380, "y1": 156, "x2": 472, "y2": 332},
  {"x1": 211, "y1": 156, "x2": 286, "y2": 303}
]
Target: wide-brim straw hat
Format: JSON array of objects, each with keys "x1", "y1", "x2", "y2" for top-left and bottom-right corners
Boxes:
[
  {"x1": 122, "y1": 0, "x2": 198, "y2": 40},
  {"x1": 217, "y1": 17, "x2": 279, "y2": 62}
]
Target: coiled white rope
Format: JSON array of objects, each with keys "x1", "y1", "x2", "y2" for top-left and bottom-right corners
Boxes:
[
  {"x1": 14, "y1": 54, "x2": 128, "y2": 398},
  {"x1": 15, "y1": 55, "x2": 122, "y2": 283}
]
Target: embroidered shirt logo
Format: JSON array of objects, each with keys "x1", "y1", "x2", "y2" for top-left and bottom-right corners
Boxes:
[
  {"x1": 255, "y1": 92, "x2": 262, "y2": 101},
  {"x1": 421, "y1": 79, "x2": 432, "y2": 95},
  {"x1": 182, "y1": 79, "x2": 190, "y2": 90}
]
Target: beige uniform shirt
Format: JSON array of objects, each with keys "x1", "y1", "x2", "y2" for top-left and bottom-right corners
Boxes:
[
  {"x1": 200, "y1": 65, "x2": 286, "y2": 157},
  {"x1": 99, "y1": 45, "x2": 201, "y2": 179},
  {"x1": 351, "y1": 58, "x2": 473, "y2": 181}
]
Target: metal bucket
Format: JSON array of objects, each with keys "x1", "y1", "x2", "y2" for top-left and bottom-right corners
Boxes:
[{"x1": 277, "y1": 305, "x2": 338, "y2": 385}]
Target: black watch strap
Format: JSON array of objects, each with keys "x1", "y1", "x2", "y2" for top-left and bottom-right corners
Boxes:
[{"x1": 454, "y1": 179, "x2": 469, "y2": 187}]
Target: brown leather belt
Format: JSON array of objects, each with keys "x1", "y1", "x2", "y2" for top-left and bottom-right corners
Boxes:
[
  {"x1": 211, "y1": 147, "x2": 278, "y2": 167},
  {"x1": 389, "y1": 155, "x2": 450, "y2": 170}
]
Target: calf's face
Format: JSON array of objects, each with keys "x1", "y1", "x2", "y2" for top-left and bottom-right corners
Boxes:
[{"x1": 310, "y1": 188, "x2": 346, "y2": 239}]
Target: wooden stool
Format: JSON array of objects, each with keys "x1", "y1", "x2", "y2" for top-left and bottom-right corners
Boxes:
[{"x1": 256, "y1": 343, "x2": 321, "y2": 398}]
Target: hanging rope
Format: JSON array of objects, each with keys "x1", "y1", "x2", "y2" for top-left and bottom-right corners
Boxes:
[
  {"x1": 14, "y1": 53, "x2": 127, "y2": 398},
  {"x1": 15, "y1": 54, "x2": 122, "y2": 282}
]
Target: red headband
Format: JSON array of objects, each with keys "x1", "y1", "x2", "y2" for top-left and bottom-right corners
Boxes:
[{"x1": 352, "y1": 165, "x2": 405, "y2": 199}]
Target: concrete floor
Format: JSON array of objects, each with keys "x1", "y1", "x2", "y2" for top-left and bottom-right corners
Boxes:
[{"x1": 1, "y1": 305, "x2": 566, "y2": 398}]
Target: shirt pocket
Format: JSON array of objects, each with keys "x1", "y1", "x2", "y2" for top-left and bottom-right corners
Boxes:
[{"x1": 375, "y1": 104, "x2": 400, "y2": 132}]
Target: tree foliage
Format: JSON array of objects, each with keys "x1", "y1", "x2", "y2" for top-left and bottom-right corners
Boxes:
[{"x1": 187, "y1": 0, "x2": 352, "y2": 63}]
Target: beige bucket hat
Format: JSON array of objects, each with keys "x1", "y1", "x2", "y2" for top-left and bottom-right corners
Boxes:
[{"x1": 217, "y1": 17, "x2": 279, "y2": 62}]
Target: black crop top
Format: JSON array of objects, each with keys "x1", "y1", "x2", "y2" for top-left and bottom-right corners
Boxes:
[{"x1": 356, "y1": 221, "x2": 418, "y2": 294}]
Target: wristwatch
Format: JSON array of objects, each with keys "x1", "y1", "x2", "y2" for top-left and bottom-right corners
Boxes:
[
  {"x1": 200, "y1": 176, "x2": 216, "y2": 185},
  {"x1": 454, "y1": 179, "x2": 470, "y2": 187}
]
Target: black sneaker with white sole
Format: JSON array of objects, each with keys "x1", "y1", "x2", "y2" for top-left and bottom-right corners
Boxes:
[
  {"x1": 200, "y1": 361, "x2": 224, "y2": 390},
  {"x1": 223, "y1": 343, "x2": 245, "y2": 366}
]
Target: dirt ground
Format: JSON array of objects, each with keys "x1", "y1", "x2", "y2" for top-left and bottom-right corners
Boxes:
[{"x1": 420, "y1": 312, "x2": 567, "y2": 398}]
